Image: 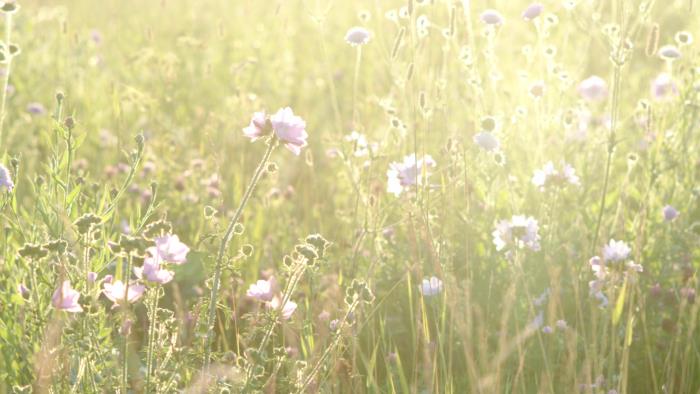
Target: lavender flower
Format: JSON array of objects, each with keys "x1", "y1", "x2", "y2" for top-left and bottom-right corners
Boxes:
[
  {"x1": 602, "y1": 239, "x2": 631, "y2": 262},
  {"x1": 658, "y1": 45, "x2": 681, "y2": 60},
  {"x1": 473, "y1": 132, "x2": 500, "y2": 152},
  {"x1": 480, "y1": 9, "x2": 504, "y2": 25},
  {"x1": 387, "y1": 154, "x2": 436, "y2": 196},
  {"x1": 492, "y1": 215, "x2": 541, "y2": 252},
  {"x1": 134, "y1": 253, "x2": 174, "y2": 284},
  {"x1": 663, "y1": 205, "x2": 679, "y2": 221},
  {"x1": 522, "y1": 3, "x2": 544, "y2": 20},
  {"x1": 26, "y1": 102, "x2": 46, "y2": 115},
  {"x1": 0, "y1": 164, "x2": 14, "y2": 192},
  {"x1": 419, "y1": 276, "x2": 444, "y2": 297},
  {"x1": 345, "y1": 27, "x2": 372, "y2": 46},
  {"x1": 578, "y1": 75, "x2": 608, "y2": 101},
  {"x1": 650, "y1": 73, "x2": 679, "y2": 101},
  {"x1": 51, "y1": 281, "x2": 83, "y2": 313}
]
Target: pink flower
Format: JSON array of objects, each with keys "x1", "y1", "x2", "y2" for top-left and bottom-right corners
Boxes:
[
  {"x1": 103, "y1": 280, "x2": 145, "y2": 307},
  {"x1": 51, "y1": 280, "x2": 83, "y2": 313},
  {"x1": 522, "y1": 3, "x2": 544, "y2": 21},
  {"x1": 480, "y1": 9, "x2": 504, "y2": 25},
  {"x1": 387, "y1": 154, "x2": 436, "y2": 196},
  {"x1": 268, "y1": 296, "x2": 297, "y2": 320},
  {"x1": 578, "y1": 75, "x2": 608, "y2": 102},
  {"x1": 134, "y1": 253, "x2": 174, "y2": 284},
  {"x1": 246, "y1": 279, "x2": 275, "y2": 302},
  {"x1": 243, "y1": 111, "x2": 268, "y2": 141},
  {"x1": 270, "y1": 107, "x2": 308, "y2": 155},
  {"x1": 154, "y1": 234, "x2": 189, "y2": 264},
  {"x1": 0, "y1": 164, "x2": 13, "y2": 192},
  {"x1": 345, "y1": 27, "x2": 371, "y2": 46}
]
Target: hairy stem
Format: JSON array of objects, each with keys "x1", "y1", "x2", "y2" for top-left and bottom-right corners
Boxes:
[{"x1": 203, "y1": 139, "x2": 276, "y2": 370}]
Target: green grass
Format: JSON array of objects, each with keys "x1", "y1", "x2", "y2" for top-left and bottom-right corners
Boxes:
[{"x1": 1, "y1": 0, "x2": 699, "y2": 392}]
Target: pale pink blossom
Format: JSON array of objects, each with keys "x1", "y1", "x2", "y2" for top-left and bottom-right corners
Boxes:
[
  {"x1": 578, "y1": 75, "x2": 608, "y2": 101},
  {"x1": 387, "y1": 154, "x2": 436, "y2": 196},
  {"x1": 270, "y1": 107, "x2": 308, "y2": 155},
  {"x1": 134, "y1": 253, "x2": 174, "y2": 284},
  {"x1": 246, "y1": 279, "x2": 275, "y2": 302},
  {"x1": 103, "y1": 280, "x2": 145, "y2": 307},
  {"x1": 154, "y1": 234, "x2": 189, "y2": 264},
  {"x1": 243, "y1": 111, "x2": 268, "y2": 141},
  {"x1": 51, "y1": 280, "x2": 83, "y2": 313},
  {"x1": 268, "y1": 296, "x2": 297, "y2": 320}
]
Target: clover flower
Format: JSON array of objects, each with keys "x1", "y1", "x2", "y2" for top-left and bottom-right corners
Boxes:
[
  {"x1": 51, "y1": 281, "x2": 83, "y2": 313},
  {"x1": 387, "y1": 154, "x2": 436, "y2": 196},
  {"x1": 492, "y1": 215, "x2": 541, "y2": 252}
]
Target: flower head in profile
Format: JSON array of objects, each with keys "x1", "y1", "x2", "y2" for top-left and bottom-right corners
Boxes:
[
  {"x1": 246, "y1": 279, "x2": 275, "y2": 302},
  {"x1": 387, "y1": 154, "x2": 436, "y2": 196},
  {"x1": 154, "y1": 234, "x2": 189, "y2": 264},
  {"x1": 242, "y1": 111, "x2": 268, "y2": 141},
  {"x1": 650, "y1": 73, "x2": 679, "y2": 101},
  {"x1": 578, "y1": 75, "x2": 608, "y2": 101},
  {"x1": 663, "y1": 205, "x2": 679, "y2": 222},
  {"x1": 480, "y1": 9, "x2": 504, "y2": 25},
  {"x1": 268, "y1": 296, "x2": 297, "y2": 320},
  {"x1": 492, "y1": 215, "x2": 541, "y2": 252},
  {"x1": 0, "y1": 164, "x2": 14, "y2": 192},
  {"x1": 658, "y1": 45, "x2": 681, "y2": 60},
  {"x1": 532, "y1": 161, "x2": 580, "y2": 190},
  {"x1": 419, "y1": 276, "x2": 444, "y2": 297},
  {"x1": 103, "y1": 280, "x2": 145, "y2": 307},
  {"x1": 522, "y1": 3, "x2": 544, "y2": 21},
  {"x1": 134, "y1": 252, "x2": 174, "y2": 285},
  {"x1": 602, "y1": 239, "x2": 631, "y2": 262},
  {"x1": 51, "y1": 280, "x2": 83, "y2": 313},
  {"x1": 345, "y1": 26, "x2": 371, "y2": 46},
  {"x1": 270, "y1": 107, "x2": 308, "y2": 155}
]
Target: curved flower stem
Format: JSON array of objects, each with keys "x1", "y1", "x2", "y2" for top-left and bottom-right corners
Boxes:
[
  {"x1": 145, "y1": 284, "x2": 160, "y2": 393},
  {"x1": 121, "y1": 254, "x2": 132, "y2": 394},
  {"x1": 203, "y1": 139, "x2": 277, "y2": 371}
]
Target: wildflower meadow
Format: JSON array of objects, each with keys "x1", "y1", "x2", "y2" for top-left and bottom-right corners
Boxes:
[{"x1": 1, "y1": 0, "x2": 700, "y2": 392}]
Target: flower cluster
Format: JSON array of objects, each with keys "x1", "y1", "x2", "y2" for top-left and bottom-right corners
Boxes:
[
  {"x1": 0, "y1": 164, "x2": 14, "y2": 192},
  {"x1": 588, "y1": 239, "x2": 643, "y2": 307},
  {"x1": 134, "y1": 234, "x2": 190, "y2": 285}
]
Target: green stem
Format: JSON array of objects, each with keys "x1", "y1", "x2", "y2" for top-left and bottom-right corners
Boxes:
[
  {"x1": 145, "y1": 285, "x2": 160, "y2": 393},
  {"x1": 121, "y1": 255, "x2": 132, "y2": 393},
  {"x1": 203, "y1": 139, "x2": 276, "y2": 370},
  {"x1": 0, "y1": 11, "x2": 14, "y2": 148}
]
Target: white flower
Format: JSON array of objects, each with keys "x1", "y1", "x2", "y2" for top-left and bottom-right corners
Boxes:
[
  {"x1": 345, "y1": 27, "x2": 371, "y2": 46},
  {"x1": 473, "y1": 132, "x2": 500, "y2": 152},
  {"x1": 532, "y1": 161, "x2": 580, "y2": 189},
  {"x1": 345, "y1": 131, "x2": 377, "y2": 157},
  {"x1": 602, "y1": 239, "x2": 631, "y2": 262},
  {"x1": 492, "y1": 215, "x2": 541, "y2": 252},
  {"x1": 419, "y1": 277, "x2": 443, "y2": 297},
  {"x1": 387, "y1": 154, "x2": 436, "y2": 196}
]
